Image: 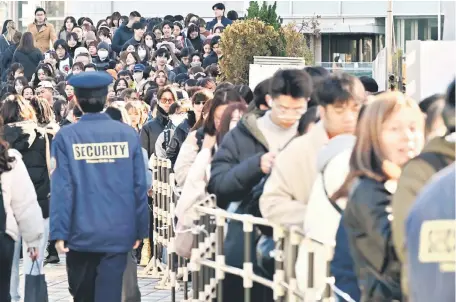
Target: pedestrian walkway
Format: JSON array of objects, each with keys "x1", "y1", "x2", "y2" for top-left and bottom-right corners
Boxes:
[{"x1": 17, "y1": 256, "x2": 183, "y2": 302}]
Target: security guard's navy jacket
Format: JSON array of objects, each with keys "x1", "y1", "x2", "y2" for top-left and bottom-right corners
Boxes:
[
  {"x1": 49, "y1": 113, "x2": 149, "y2": 253},
  {"x1": 406, "y1": 164, "x2": 455, "y2": 302}
]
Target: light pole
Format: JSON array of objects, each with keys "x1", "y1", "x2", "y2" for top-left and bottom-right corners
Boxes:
[
  {"x1": 386, "y1": 0, "x2": 393, "y2": 89},
  {"x1": 438, "y1": 0, "x2": 442, "y2": 40}
]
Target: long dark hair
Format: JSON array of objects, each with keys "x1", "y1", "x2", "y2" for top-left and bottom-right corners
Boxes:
[
  {"x1": 60, "y1": 16, "x2": 76, "y2": 33},
  {"x1": 203, "y1": 89, "x2": 245, "y2": 136},
  {"x1": 0, "y1": 116, "x2": 15, "y2": 174},
  {"x1": 217, "y1": 102, "x2": 248, "y2": 144},
  {"x1": 110, "y1": 12, "x2": 121, "y2": 28},
  {"x1": 7, "y1": 63, "x2": 24, "y2": 83},
  {"x1": 17, "y1": 32, "x2": 36, "y2": 53}
]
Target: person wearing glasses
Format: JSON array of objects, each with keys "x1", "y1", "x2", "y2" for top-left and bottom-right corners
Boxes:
[
  {"x1": 140, "y1": 85, "x2": 177, "y2": 159},
  {"x1": 260, "y1": 72, "x2": 365, "y2": 227}
]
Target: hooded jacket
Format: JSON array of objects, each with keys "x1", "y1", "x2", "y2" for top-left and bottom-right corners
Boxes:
[
  {"x1": 140, "y1": 106, "x2": 169, "y2": 159},
  {"x1": 295, "y1": 135, "x2": 359, "y2": 301},
  {"x1": 2, "y1": 149, "x2": 45, "y2": 246},
  {"x1": 3, "y1": 121, "x2": 53, "y2": 219},
  {"x1": 208, "y1": 112, "x2": 269, "y2": 209},
  {"x1": 392, "y1": 136, "x2": 455, "y2": 296}
]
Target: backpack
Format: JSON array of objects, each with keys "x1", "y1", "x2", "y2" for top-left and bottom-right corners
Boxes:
[{"x1": 417, "y1": 152, "x2": 451, "y2": 172}]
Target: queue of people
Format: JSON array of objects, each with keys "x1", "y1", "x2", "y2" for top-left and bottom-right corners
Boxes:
[{"x1": 0, "y1": 3, "x2": 455, "y2": 302}]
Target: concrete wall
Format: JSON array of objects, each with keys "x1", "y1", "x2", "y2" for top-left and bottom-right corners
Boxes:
[{"x1": 406, "y1": 40, "x2": 456, "y2": 102}]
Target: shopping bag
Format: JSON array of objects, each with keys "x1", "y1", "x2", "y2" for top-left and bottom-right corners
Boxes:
[
  {"x1": 121, "y1": 251, "x2": 141, "y2": 302},
  {"x1": 24, "y1": 260, "x2": 49, "y2": 302}
]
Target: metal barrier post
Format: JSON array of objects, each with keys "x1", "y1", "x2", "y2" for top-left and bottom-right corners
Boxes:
[
  {"x1": 215, "y1": 213, "x2": 225, "y2": 302},
  {"x1": 243, "y1": 220, "x2": 254, "y2": 302},
  {"x1": 273, "y1": 226, "x2": 285, "y2": 302},
  {"x1": 191, "y1": 218, "x2": 200, "y2": 301},
  {"x1": 287, "y1": 227, "x2": 301, "y2": 302}
]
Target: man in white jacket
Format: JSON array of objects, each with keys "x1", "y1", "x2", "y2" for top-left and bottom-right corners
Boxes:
[{"x1": 1, "y1": 149, "x2": 44, "y2": 302}]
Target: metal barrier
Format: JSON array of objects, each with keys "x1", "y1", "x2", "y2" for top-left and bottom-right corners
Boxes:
[{"x1": 143, "y1": 154, "x2": 347, "y2": 302}]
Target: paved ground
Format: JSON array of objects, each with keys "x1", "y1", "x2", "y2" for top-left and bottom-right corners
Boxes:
[{"x1": 16, "y1": 256, "x2": 185, "y2": 302}]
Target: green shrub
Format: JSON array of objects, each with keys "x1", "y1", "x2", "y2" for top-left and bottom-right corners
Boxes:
[{"x1": 219, "y1": 19, "x2": 283, "y2": 84}]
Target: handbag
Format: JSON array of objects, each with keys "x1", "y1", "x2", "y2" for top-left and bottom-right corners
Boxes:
[{"x1": 24, "y1": 260, "x2": 49, "y2": 302}]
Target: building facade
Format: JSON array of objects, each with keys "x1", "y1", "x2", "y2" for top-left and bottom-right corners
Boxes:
[{"x1": 3, "y1": 0, "x2": 446, "y2": 63}]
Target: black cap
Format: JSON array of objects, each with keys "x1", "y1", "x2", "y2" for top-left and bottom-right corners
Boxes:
[
  {"x1": 212, "y1": 3, "x2": 225, "y2": 10},
  {"x1": 68, "y1": 71, "x2": 114, "y2": 99}
]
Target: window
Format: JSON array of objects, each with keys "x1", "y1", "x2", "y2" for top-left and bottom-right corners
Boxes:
[{"x1": 43, "y1": 1, "x2": 65, "y2": 30}]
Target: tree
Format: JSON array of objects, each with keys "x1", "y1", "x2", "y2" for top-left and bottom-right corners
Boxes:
[
  {"x1": 246, "y1": 1, "x2": 282, "y2": 30},
  {"x1": 219, "y1": 19, "x2": 283, "y2": 84}
]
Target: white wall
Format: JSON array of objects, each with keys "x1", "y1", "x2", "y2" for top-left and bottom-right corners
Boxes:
[
  {"x1": 406, "y1": 40, "x2": 456, "y2": 102},
  {"x1": 64, "y1": 0, "x2": 444, "y2": 21}
]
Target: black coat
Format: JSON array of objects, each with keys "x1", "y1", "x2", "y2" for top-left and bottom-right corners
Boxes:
[
  {"x1": 1, "y1": 43, "x2": 17, "y2": 81},
  {"x1": 122, "y1": 37, "x2": 141, "y2": 51},
  {"x1": 202, "y1": 51, "x2": 218, "y2": 68},
  {"x1": 343, "y1": 177, "x2": 402, "y2": 301},
  {"x1": 174, "y1": 63, "x2": 188, "y2": 76},
  {"x1": 12, "y1": 48, "x2": 43, "y2": 81},
  {"x1": 112, "y1": 24, "x2": 134, "y2": 54},
  {"x1": 3, "y1": 121, "x2": 53, "y2": 219},
  {"x1": 207, "y1": 112, "x2": 268, "y2": 210},
  {"x1": 140, "y1": 106, "x2": 169, "y2": 159},
  {"x1": 166, "y1": 117, "x2": 195, "y2": 166}
]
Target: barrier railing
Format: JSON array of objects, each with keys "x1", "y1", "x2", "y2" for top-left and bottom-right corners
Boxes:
[{"x1": 143, "y1": 154, "x2": 350, "y2": 302}]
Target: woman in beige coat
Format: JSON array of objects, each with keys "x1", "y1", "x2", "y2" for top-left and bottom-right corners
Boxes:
[{"x1": 0, "y1": 137, "x2": 44, "y2": 301}]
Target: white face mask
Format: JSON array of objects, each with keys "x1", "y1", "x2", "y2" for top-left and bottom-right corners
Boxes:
[
  {"x1": 145, "y1": 40, "x2": 153, "y2": 48},
  {"x1": 138, "y1": 49, "x2": 147, "y2": 60},
  {"x1": 98, "y1": 50, "x2": 109, "y2": 60},
  {"x1": 133, "y1": 73, "x2": 143, "y2": 82}
]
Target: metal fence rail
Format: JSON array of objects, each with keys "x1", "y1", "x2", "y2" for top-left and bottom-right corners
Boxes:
[{"x1": 143, "y1": 154, "x2": 348, "y2": 302}]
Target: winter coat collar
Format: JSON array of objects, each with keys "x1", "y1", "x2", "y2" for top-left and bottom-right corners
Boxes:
[{"x1": 238, "y1": 111, "x2": 269, "y2": 150}]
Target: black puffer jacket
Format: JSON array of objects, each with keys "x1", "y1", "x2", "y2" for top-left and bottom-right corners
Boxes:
[
  {"x1": 3, "y1": 121, "x2": 53, "y2": 219},
  {"x1": 343, "y1": 177, "x2": 402, "y2": 302},
  {"x1": 166, "y1": 112, "x2": 197, "y2": 166},
  {"x1": 12, "y1": 48, "x2": 43, "y2": 81},
  {"x1": 208, "y1": 112, "x2": 268, "y2": 210},
  {"x1": 140, "y1": 106, "x2": 169, "y2": 159}
]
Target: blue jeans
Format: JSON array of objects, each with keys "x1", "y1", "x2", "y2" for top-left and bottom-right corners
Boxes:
[{"x1": 9, "y1": 218, "x2": 49, "y2": 301}]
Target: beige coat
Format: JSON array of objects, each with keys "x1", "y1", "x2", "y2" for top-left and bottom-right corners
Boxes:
[
  {"x1": 174, "y1": 130, "x2": 199, "y2": 187},
  {"x1": 2, "y1": 149, "x2": 44, "y2": 247},
  {"x1": 27, "y1": 21, "x2": 57, "y2": 53},
  {"x1": 259, "y1": 122, "x2": 329, "y2": 226}
]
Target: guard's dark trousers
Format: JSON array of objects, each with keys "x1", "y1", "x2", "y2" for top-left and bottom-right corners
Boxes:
[
  {"x1": 66, "y1": 250, "x2": 127, "y2": 302},
  {"x1": 0, "y1": 234, "x2": 15, "y2": 302}
]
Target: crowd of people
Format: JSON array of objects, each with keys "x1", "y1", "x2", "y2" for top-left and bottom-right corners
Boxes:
[{"x1": 0, "y1": 3, "x2": 454, "y2": 302}]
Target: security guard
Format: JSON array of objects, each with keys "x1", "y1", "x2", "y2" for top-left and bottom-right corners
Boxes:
[{"x1": 49, "y1": 72, "x2": 149, "y2": 302}]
